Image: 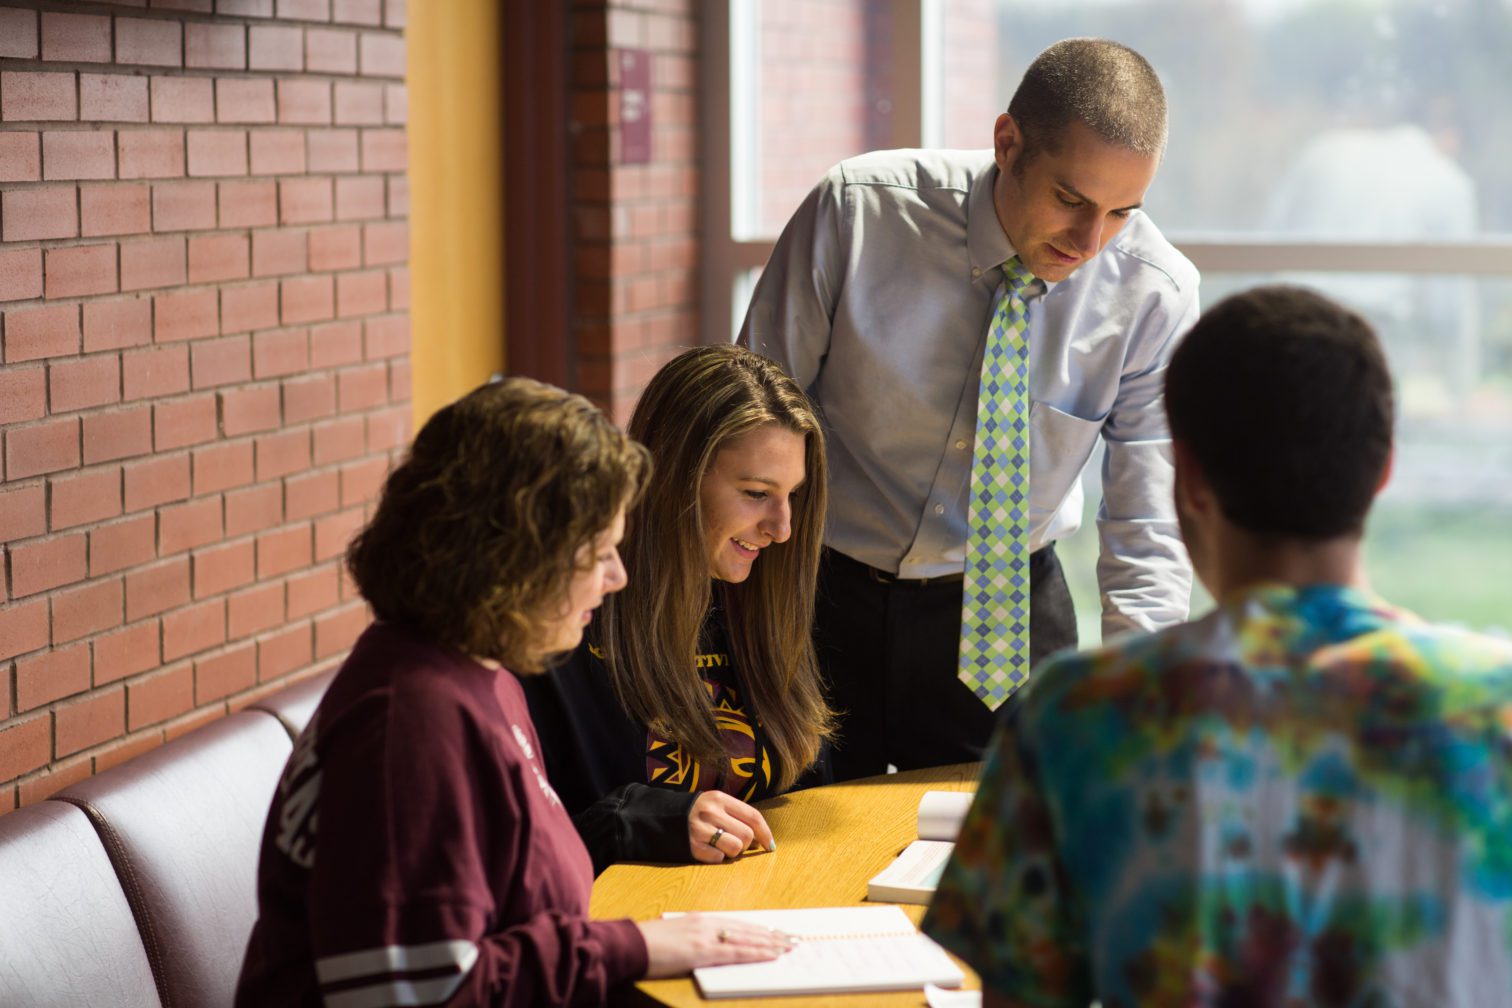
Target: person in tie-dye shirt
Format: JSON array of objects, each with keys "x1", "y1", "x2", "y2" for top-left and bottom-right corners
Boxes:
[{"x1": 922, "y1": 286, "x2": 1512, "y2": 1007}]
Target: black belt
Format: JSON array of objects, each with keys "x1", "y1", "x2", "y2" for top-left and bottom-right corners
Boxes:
[{"x1": 823, "y1": 548, "x2": 965, "y2": 587}]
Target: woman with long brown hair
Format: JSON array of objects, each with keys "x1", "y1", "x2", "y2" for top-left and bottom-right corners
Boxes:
[{"x1": 524, "y1": 344, "x2": 835, "y2": 872}]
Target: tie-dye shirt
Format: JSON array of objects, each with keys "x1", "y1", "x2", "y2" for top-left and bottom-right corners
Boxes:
[{"x1": 922, "y1": 582, "x2": 1512, "y2": 1007}]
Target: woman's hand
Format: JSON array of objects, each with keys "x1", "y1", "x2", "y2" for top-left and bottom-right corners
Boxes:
[
  {"x1": 637, "y1": 913, "x2": 795, "y2": 978},
  {"x1": 687, "y1": 791, "x2": 775, "y2": 863}
]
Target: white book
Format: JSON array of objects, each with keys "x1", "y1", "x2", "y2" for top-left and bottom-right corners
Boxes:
[
  {"x1": 681, "y1": 905, "x2": 964, "y2": 999},
  {"x1": 866, "y1": 790, "x2": 975, "y2": 905}
]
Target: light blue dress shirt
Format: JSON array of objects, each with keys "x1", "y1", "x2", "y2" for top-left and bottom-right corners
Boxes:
[{"x1": 739, "y1": 149, "x2": 1199, "y2": 636}]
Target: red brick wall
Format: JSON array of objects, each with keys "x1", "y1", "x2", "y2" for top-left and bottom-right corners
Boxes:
[{"x1": 0, "y1": 0, "x2": 408, "y2": 812}]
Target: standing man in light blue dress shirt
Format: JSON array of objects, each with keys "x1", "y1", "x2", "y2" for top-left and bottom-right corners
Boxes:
[{"x1": 739, "y1": 39, "x2": 1200, "y2": 780}]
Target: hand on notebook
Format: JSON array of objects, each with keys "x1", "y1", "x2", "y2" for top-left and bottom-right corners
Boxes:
[
  {"x1": 687, "y1": 791, "x2": 776, "y2": 863},
  {"x1": 637, "y1": 912, "x2": 796, "y2": 978}
]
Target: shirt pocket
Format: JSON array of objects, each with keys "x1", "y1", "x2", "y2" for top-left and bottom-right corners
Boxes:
[{"x1": 1029, "y1": 400, "x2": 1103, "y2": 479}]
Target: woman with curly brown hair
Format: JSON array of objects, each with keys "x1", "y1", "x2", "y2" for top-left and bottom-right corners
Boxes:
[
  {"x1": 236, "y1": 378, "x2": 791, "y2": 1008},
  {"x1": 524, "y1": 345, "x2": 835, "y2": 874}
]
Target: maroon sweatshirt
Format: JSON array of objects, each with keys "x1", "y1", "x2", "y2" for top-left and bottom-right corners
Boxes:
[{"x1": 236, "y1": 622, "x2": 648, "y2": 1007}]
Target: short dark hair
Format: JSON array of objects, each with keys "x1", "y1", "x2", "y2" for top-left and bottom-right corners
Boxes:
[
  {"x1": 348, "y1": 377, "x2": 649, "y2": 670},
  {"x1": 1164, "y1": 285, "x2": 1394, "y2": 539},
  {"x1": 1008, "y1": 38, "x2": 1167, "y2": 166}
]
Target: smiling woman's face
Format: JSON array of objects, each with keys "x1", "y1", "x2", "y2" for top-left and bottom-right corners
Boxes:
[{"x1": 698, "y1": 424, "x2": 807, "y2": 583}]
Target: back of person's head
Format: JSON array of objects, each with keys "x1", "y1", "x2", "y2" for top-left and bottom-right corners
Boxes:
[
  {"x1": 1165, "y1": 285, "x2": 1394, "y2": 539},
  {"x1": 1008, "y1": 37, "x2": 1167, "y2": 167},
  {"x1": 604, "y1": 343, "x2": 831, "y2": 789},
  {"x1": 348, "y1": 377, "x2": 649, "y2": 670}
]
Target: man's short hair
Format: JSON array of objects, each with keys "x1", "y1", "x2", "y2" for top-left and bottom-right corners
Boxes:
[
  {"x1": 1164, "y1": 285, "x2": 1395, "y2": 539},
  {"x1": 1008, "y1": 38, "x2": 1167, "y2": 165}
]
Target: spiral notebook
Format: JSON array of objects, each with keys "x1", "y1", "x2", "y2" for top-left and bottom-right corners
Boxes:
[{"x1": 674, "y1": 905, "x2": 964, "y2": 999}]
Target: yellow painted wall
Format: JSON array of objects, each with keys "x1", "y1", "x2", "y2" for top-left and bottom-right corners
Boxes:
[{"x1": 407, "y1": 0, "x2": 507, "y2": 430}]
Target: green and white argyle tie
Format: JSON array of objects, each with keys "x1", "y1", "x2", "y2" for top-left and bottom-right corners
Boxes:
[{"x1": 958, "y1": 257, "x2": 1034, "y2": 709}]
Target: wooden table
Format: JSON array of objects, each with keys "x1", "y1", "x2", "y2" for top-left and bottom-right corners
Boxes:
[{"x1": 590, "y1": 763, "x2": 983, "y2": 1007}]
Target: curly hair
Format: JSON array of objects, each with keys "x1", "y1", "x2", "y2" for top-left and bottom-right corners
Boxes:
[
  {"x1": 348, "y1": 377, "x2": 649, "y2": 671},
  {"x1": 597, "y1": 344, "x2": 834, "y2": 791}
]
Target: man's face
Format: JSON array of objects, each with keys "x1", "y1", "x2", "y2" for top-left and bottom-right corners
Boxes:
[{"x1": 992, "y1": 114, "x2": 1159, "y2": 282}]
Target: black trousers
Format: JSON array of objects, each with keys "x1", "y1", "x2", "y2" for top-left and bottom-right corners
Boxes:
[{"x1": 815, "y1": 544, "x2": 1078, "y2": 781}]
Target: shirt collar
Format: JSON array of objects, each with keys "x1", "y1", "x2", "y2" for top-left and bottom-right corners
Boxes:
[{"x1": 966, "y1": 160, "x2": 1058, "y2": 295}]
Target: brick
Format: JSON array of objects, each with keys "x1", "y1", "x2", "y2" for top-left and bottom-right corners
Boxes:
[
  {"x1": 45, "y1": 244, "x2": 117, "y2": 298},
  {"x1": 0, "y1": 483, "x2": 45, "y2": 542},
  {"x1": 125, "y1": 557, "x2": 190, "y2": 622},
  {"x1": 51, "y1": 576, "x2": 124, "y2": 643},
  {"x1": 83, "y1": 296, "x2": 151, "y2": 352},
  {"x1": 281, "y1": 275, "x2": 333, "y2": 324},
  {"x1": 162, "y1": 597, "x2": 224, "y2": 661},
  {"x1": 276, "y1": 79, "x2": 330, "y2": 124},
  {"x1": 0, "y1": 248, "x2": 43, "y2": 302},
  {"x1": 3, "y1": 186, "x2": 74, "y2": 242},
  {"x1": 384, "y1": 82, "x2": 405, "y2": 125},
  {"x1": 285, "y1": 468, "x2": 338, "y2": 521},
  {"x1": 16, "y1": 641, "x2": 91, "y2": 711},
  {"x1": 220, "y1": 0, "x2": 275, "y2": 15},
  {"x1": 6, "y1": 417, "x2": 80, "y2": 479},
  {"x1": 311, "y1": 416, "x2": 363, "y2": 466},
  {"x1": 81, "y1": 405, "x2": 150, "y2": 464},
  {"x1": 286, "y1": 561, "x2": 338, "y2": 616},
  {"x1": 334, "y1": 174, "x2": 383, "y2": 219},
  {"x1": 126, "y1": 662, "x2": 192, "y2": 730},
  {"x1": 338, "y1": 362, "x2": 387, "y2": 410},
  {"x1": 314, "y1": 599, "x2": 366, "y2": 658},
  {"x1": 387, "y1": 267, "x2": 407, "y2": 309},
  {"x1": 80, "y1": 74, "x2": 150, "y2": 122},
  {"x1": 305, "y1": 28, "x2": 356, "y2": 73},
  {"x1": 162, "y1": 706, "x2": 224, "y2": 742},
  {"x1": 3, "y1": 304, "x2": 80, "y2": 363},
  {"x1": 195, "y1": 641, "x2": 256, "y2": 702},
  {"x1": 152, "y1": 180, "x2": 218, "y2": 231},
  {"x1": 219, "y1": 383, "x2": 280, "y2": 435},
  {"x1": 153, "y1": 393, "x2": 217, "y2": 450},
  {"x1": 188, "y1": 232, "x2": 249, "y2": 283},
  {"x1": 118, "y1": 128, "x2": 185, "y2": 178},
  {"x1": 249, "y1": 25, "x2": 303, "y2": 71},
  {"x1": 89, "y1": 513, "x2": 156, "y2": 577},
  {"x1": 217, "y1": 179, "x2": 276, "y2": 227},
  {"x1": 16, "y1": 755, "x2": 94, "y2": 806},
  {"x1": 0, "y1": 715, "x2": 51, "y2": 782},
  {"x1": 150, "y1": 76, "x2": 214, "y2": 123},
  {"x1": 365, "y1": 405, "x2": 407, "y2": 451},
  {"x1": 282, "y1": 372, "x2": 335, "y2": 423},
  {"x1": 186, "y1": 22, "x2": 245, "y2": 69},
  {"x1": 333, "y1": 0, "x2": 382, "y2": 25},
  {"x1": 358, "y1": 31, "x2": 403, "y2": 77},
  {"x1": 0, "y1": 367, "x2": 46, "y2": 425},
  {"x1": 336, "y1": 269, "x2": 386, "y2": 317},
  {"x1": 49, "y1": 354, "x2": 122, "y2": 413},
  {"x1": 0, "y1": 8, "x2": 38, "y2": 59},
  {"x1": 159, "y1": 496, "x2": 222, "y2": 555},
  {"x1": 252, "y1": 327, "x2": 312, "y2": 379},
  {"x1": 228, "y1": 581, "x2": 282, "y2": 638},
  {"x1": 153, "y1": 285, "x2": 220, "y2": 344},
  {"x1": 192, "y1": 440, "x2": 253, "y2": 495},
  {"x1": 362, "y1": 220, "x2": 406, "y2": 265},
  {"x1": 120, "y1": 236, "x2": 186, "y2": 291},
  {"x1": 0, "y1": 131, "x2": 41, "y2": 181},
  {"x1": 42, "y1": 131, "x2": 115, "y2": 181},
  {"x1": 333, "y1": 81, "x2": 383, "y2": 124},
  {"x1": 306, "y1": 228, "x2": 360, "y2": 274},
  {"x1": 340, "y1": 455, "x2": 388, "y2": 507},
  {"x1": 9, "y1": 533, "x2": 87, "y2": 598},
  {"x1": 224, "y1": 478, "x2": 284, "y2": 536},
  {"x1": 116, "y1": 18, "x2": 182, "y2": 67},
  {"x1": 1, "y1": 71, "x2": 77, "y2": 122},
  {"x1": 41, "y1": 12, "x2": 113, "y2": 64},
  {"x1": 56, "y1": 687, "x2": 126, "y2": 757},
  {"x1": 81, "y1": 183, "x2": 152, "y2": 237},
  {"x1": 122, "y1": 450, "x2": 189, "y2": 514},
  {"x1": 279, "y1": 0, "x2": 332, "y2": 20},
  {"x1": 307, "y1": 128, "x2": 358, "y2": 173},
  {"x1": 220, "y1": 281, "x2": 280, "y2": 334},
  {"x1": 187, "y1": 128, "x2": 247, "y2": 176},
  {"x1": 251, "y1": 228, "x2": 307, "y2": 276},
  {"x1": 256, "y1": 523, "x2": 310, "y2": 577},
  {"x1": 93, "y1": 731, "x2": 165, "y2": 773},
  {"x1": 192, "y1": 538, "x2": 255, "y2": 598},
  {"x1": 256, "y1": 620, "x2": 308, "y2": 678},
  {"x1": 309, "y1": 319, "x2": 361, "y2": 367},
  {"x1": 216, "y1": 78, "x2": 275, "y2": 123},
  {"x1": 94, "y1": 619, "x2": 161, "y2": 684},
  {"x1": 152, "y1": 287, "x2": 217, "y2": 342},
  {"x1": 248, "y1": 128, "x2": 305, "y2": 174},
  {"x1": 364, "y1": 313, "x2": 406, "y2": 360},
  {"x1": 0, "y1": 596, "x2": 49, "y2": 662},
  {"x1": 385, "y1": 174, "x2": 407, "y2": 216},
  {"x1": 280, "y1": 176, "x2": 333, "y2": 224},
  {"x1": 254, "y1": 427, "x2": 310, "y2": 480},
  {"x1": 190, "y1": 334, "x2": 251, "y2": 388}
]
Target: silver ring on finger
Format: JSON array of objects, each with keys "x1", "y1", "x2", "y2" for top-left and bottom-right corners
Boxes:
[{"x1": 708, "y1": 827, "x2": 726, "y2": 848}]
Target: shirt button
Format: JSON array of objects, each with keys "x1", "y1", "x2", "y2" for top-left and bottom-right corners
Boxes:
[
  {"x1": 971, "y1": 267, "x2": 982, "y2": 278},
  {"x1": 955, "y1": 439, "x2": 967, "y2": 450},
  {"x1": 933, "y1": 503, "x2": 945, "y2": 515}
]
